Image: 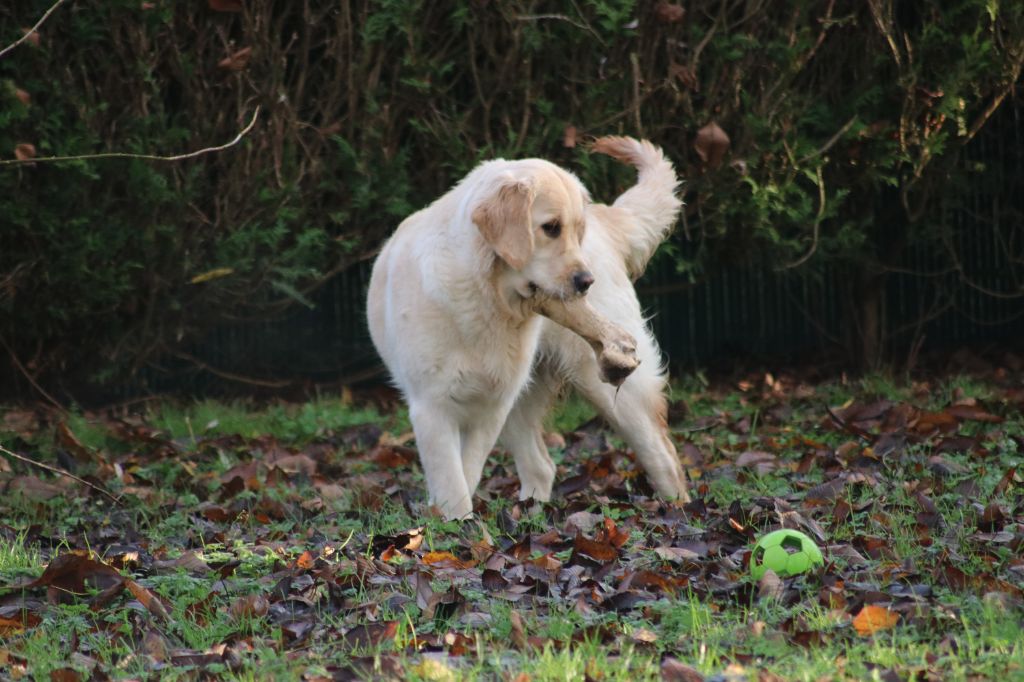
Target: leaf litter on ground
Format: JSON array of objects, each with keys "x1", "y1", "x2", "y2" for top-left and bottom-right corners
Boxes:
[{"x1": 0, "y1": 361, "x2": 1022, "y2": 679}]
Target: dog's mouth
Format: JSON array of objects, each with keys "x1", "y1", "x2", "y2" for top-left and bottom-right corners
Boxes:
[{"x1": 525, "y1": 281, "x2": 580, "y2": 301}]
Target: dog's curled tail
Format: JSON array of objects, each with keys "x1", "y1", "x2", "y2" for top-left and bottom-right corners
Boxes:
[{"x1": 591, "y1": 136, "x2": 682, "y2": 278}]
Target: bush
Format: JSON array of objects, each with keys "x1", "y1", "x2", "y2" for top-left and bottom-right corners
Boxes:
[{"x1": 1, "y1": 0, "x2": 1022, "y2": 393}]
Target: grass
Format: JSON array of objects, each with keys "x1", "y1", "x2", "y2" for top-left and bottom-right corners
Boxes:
[{"x1": 0, "y1": 371, "x2": 1022, "y2": 680}]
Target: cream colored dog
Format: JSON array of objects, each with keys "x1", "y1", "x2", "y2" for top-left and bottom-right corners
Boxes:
[{"x1": 367, "y1": 137, "x2": 689, "y2": 518}]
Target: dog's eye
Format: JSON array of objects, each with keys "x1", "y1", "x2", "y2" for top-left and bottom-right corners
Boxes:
[{"x1": 541, "y1": 220, "x2": 561, "y2": 238}]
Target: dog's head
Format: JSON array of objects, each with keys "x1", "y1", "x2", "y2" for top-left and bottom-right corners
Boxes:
[{"x1": 471, "y1": 160, "x2": 593, "y2": 300}]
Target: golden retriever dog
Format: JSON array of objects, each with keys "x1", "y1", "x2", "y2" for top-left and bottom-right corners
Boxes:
[{"x1": 367, "y1": 136, "x2": 689, "y2": 518}]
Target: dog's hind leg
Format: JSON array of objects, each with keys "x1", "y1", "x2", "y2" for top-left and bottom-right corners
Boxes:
[
  {"x1": 573, "y1": 362, "x2": 690, "y2": 502},
  {"x1": 409, "y1": 402, "x2": 474, "y2": 519},
  {"x1": 500, "y1": 369, "x2": 561, "y2": 501}
]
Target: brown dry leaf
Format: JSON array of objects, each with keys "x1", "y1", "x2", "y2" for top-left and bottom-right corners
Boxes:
[
  {"x1": 218, "y1": 46, "x2": 253, "y2": 71},
  {"x1": 0, "y1": 614, "x2": 40, "y2": 636},
  {"x1": 852, "y1": 604, "x2": 900, "y2": 636},
  {"x1": 597, "y1": 517, "x2": 630, "y2": 548},
  {"x1": 229, "y1": 594, "x2": 269, "y2": 620},
  {"x1": 142, "y1": 628, "x2": 169, "y2": 661},
  {"x1": 154, "y1": 551, "x2": 210, "y2": 575},
  {"x1": 25, "y1": 552, "x2": 125, "y2": 602},
  {"x1": 693, "y1": 122, "x2": 730, "y2": 169},
  {"x1": 509, "y1": 610, "x2": 529, "y2": 651},
  {"x1": 343, "y1": 621, "x2": 398, "y2": 649},
  {"x1": 757, "y1": 569, "x2": 785, "y2": 601},
  {"x1": 14, "y1": 143, "x2": 36, "y2": 161},
  {"x1": 270, "y1": 453, "x2": 317, "y2": 476},
  {"x1": 632, "y1": 627, "x2": 659, "y2": 644},
  {"x1": 736, "y1": 450, "x2": 778, "y2": 474},
  {"x1": 10, "y1": 475, "x2": 66, "y2": 501},
  {"x1": 57, "y1": 422, "x2": 95, "y2": 462},
  {"x1": 294, "y1": 550, "x2": 316, "y2": 569},
  {"x1": 19, "y1": 29, "x2": 40, "y2": 47},
  {"x1": 421, "y1": 551, "x2": 475, "y2": 570},
  {"x1": 655, "y1": 2, "x2": 686, "y2": 24},
  {"x1": 946, "y1": 403, "x2": 1003, "y2": 423},
  {"x1": 993, "y1": 466, "x2": 1018, "y2": 496},
  {"x1": 660, "y1": 656, "x2": 705, "y2": 681},
  {"x1": 572, "y1": 533, "x2": 617, "y2": 563},
  {"x1": 127, "y1": 580, "x2": 171, "y2": 622}
]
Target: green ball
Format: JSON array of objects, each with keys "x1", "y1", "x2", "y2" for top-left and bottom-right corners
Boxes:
[{"x1": 749, "y1": 529, "x2": 823, "y2": 580}]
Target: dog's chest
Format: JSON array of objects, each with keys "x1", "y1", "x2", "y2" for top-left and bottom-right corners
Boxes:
[{"x1": 445, "y1": 316, "x2": 542, "y2": 406}]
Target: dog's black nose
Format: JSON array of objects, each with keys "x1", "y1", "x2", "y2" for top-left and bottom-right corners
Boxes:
[{"x1": 573, "y1": 271, "x2": 595, "y2": 294}]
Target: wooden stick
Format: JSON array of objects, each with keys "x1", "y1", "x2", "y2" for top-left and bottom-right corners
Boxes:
[
  {"x1": 0, "y1": 442, "x2": 122, "y2": 505},
  {"x1": 0, "y1": 0, "x2": 69, "y2": 60},
  {"x1": 0, "y1": 107, "x2": 261, "y2": 166}
]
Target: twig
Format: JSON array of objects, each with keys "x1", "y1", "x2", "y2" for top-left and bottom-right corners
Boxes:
[
  {"x1": 0, "y1": 442, "x2": 122, "y2": 505},
  {"x1": 0, "y1": 0, "x2": 70, "y2": 60},
  {"x1": 0, "y1": 107, "x2": 261, "y2": 167},
  {"x1": 170, "y1": 349, "x2": 293, "y2": 388},
  {"x1": 778, "y1": 165, "x2": 824, "y2": 270},
  {"x1": 824, "y1": 405, "x2": 874, "y2": 444},
  {"x1": 0, "y1": 333, "x2": 64, "y2": 410},
  {"x1": 797, "y1": 116, "x2": 857, "y2": 165},
  {"x1": 515, "y1": 13, "x2": 604, "y2": 44}
]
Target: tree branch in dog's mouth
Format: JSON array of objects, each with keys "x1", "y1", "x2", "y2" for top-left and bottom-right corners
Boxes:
[{"x1": 532, "y1": 295, "x2": 640, "y2": 387}]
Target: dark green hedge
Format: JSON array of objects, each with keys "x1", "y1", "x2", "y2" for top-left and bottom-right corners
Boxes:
[{"x1": 2, "y1": 0, "x2": 1022, "y2": 393}]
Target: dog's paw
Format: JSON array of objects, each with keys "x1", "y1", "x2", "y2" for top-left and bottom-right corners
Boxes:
[{"x1": 598, "y1": 331, "x2": 640, "y2": 386}]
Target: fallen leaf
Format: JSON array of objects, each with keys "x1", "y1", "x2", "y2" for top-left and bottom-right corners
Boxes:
[
  {"x1": 852, "y1": 604, "x2": 899, "y2": 636},
  {"x1": 945, "y1": 403, "x2": 1003, "y2": 423},
  {"x1": 343, "y1": 621, "x2": 398, "y2": 649},
  {"x1": 421, "y1": 551, "x2": 475, "y2": 570},
  {"x1": 660, "y1": 656, "x2": 705, "y2": 681},
  {"x1": 22, "y1": 553, "x2": 125, "y2": 605},
  {"x1": 228, "y1": 594, "x2": 269, "y2": 620},
  {"x1": 126, "y1": 580, "x2": 171, "y2": 622}
]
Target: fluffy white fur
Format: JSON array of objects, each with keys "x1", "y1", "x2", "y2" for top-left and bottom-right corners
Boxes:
[{"x1": 367, "y1": 137, "x2": 689, "y2": 519}]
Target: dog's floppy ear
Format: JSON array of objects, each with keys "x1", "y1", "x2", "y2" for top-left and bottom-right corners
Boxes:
[{"x1": 472, "y1": 179, "x2": 535, "y2": 270}]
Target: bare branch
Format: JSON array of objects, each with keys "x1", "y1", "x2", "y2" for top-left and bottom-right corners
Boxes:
[
  {"x1": 0, "y1": 333, "x2": 64, "y2": 410},
  {"x1": 515, "y1": 13, "x2": 604, "y2": 44},
  {"x1": 0, "y1": 442, "x2": 122, "y2": 505},
  {"x1": 0, "y1": 107, "x2": 261, "y2": 167},
  {"x1": 0, "y1": 0, "x2": 70, "y2": 60},
  {"x1": 778, "y1": 166, "x2": 825, "y2": 270},
  {"x1": 797, "y1": 116, "x2": 857, "y2": 165},
  {"x1": 169, "y1": 349, "x2": 293, "y2": 388}
]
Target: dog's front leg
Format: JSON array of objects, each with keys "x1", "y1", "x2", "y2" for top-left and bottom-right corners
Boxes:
[
  {"x1": 460, "y1": 410, "x2": 510, "y2": 498},
  {"x1": 409, "y1": 403, "x2": 474, "y2": 519},
  {"x1": 535, "y1": 297, "x2": 640, "y2": 386}
]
